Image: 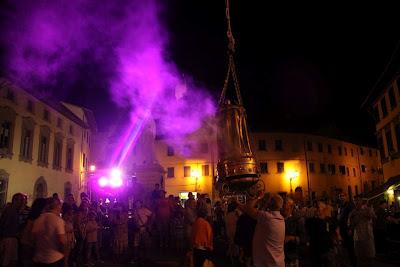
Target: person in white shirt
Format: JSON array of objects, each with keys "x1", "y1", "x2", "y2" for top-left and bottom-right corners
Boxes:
[
  {"x1": 236, "y1": 194, "x2": 285, "y2": 267},
  {"x1": 32, "y1": 197, "x2": 66, "y2": 266}
]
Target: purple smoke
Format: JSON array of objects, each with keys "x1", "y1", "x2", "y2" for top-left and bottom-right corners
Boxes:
[{"x1": 1, "y1": 0, "x2": 216, "y2": 158}]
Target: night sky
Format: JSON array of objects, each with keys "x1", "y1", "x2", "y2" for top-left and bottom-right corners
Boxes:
[{"x1": 1, "y1": 1, "x2": 399, "y2": 146}]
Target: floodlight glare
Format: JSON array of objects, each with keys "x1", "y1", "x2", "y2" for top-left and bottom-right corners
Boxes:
[{"x1": 98, "y1": 176, "x2": 108, "y2": 187}]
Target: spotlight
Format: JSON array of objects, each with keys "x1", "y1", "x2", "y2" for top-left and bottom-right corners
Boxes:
[
  {"x1": 109, "y1": 168, "x2": 123, "y2": 188},
  {"x1": 98, "y1": 176, "x2": 108, "y2": 187}
]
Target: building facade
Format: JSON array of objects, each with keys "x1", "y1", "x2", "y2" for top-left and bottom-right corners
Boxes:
[
  {"x1": 0, "y1": 79, "x2": 95, "y2": 206},
  {"x1": 252, "y1": 132, "x2": 382, "y2": 200},
  {"x1": 154, "y1": 130, "x2": 382, "y2": 200},
  {"x1": 368, "y1": 75, "x2": 400, "y2": 180}
]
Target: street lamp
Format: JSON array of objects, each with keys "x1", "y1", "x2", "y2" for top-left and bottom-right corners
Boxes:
[
  {"x1": 192, "y1": 169, "x2": 200, "y2": 192},
  {"x1": 288, "y1": 170, "x2": 299, "y2": 194}
]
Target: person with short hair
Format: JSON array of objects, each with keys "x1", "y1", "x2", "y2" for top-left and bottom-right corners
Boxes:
[
  {"x1": 32, "y1": 197, "x2": 66, "y2": 266},
  {"x1": 237, "y1": 194, "x2": 285, "y2": 267}
]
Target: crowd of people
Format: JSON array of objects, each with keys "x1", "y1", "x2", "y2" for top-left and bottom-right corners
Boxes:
[{"x1": 0, "y1": 184, "x2": 400, "y2": 267}]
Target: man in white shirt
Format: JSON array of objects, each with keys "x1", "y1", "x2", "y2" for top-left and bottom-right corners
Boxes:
[
  {"x1": 32, "y1": 197, "x2": 66, "y2": 266},
  {"x1": 237, "y1": 194, "x2": 285, "y2": 267}
]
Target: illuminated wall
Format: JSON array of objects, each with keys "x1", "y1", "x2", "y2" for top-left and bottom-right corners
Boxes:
[
  {"x1": 252, "y1": 132, "x2": 383, "y2": 199},
  {"x1": 154, "y1": 125, "x2": 216, "y2": 198},
  {"x1": 0, "y1": 79, "x2": 94, "y2": 205}
]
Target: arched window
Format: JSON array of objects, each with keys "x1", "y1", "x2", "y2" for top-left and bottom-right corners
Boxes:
[
  {"x1": 0, "y1": 169, "x2": 9, "y2": 208},
  {"x1": 33, "y1": 177, "x2": 47, "y2": 199}
]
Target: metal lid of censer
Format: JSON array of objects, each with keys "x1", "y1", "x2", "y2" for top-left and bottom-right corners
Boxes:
[{"x1": 216, "y1": 0, "x2": 264, "y2": 197}]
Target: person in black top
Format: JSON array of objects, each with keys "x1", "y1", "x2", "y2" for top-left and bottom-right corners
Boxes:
[{"x1": 234, "y1": 213, "x2": 256, "y2": 266}]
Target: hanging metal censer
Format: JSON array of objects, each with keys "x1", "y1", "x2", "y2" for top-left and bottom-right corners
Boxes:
[{"x1": 216, "y1": 0, "x2": 264, "y2": 198}]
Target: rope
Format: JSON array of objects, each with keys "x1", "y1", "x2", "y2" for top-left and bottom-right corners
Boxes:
[{"x1": 219, "y1": 0, "x2": 243, "y2": 107}]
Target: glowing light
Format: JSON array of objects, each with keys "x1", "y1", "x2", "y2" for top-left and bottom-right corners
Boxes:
[
  {"x1": 387, "y1": 188, "x2": 394, "y2": 195},
  {"x1": 397, "y1": 196, "x2": 400, "y2": 201},
  {"x1": 287, "y1": 170, "x2": 299, "y2": 180},
  {"x1": 105, "y1": 198, "x2": 110, "y2": 204},
  {"x1": 89, "y1": 165, "x2": 96, "y2": 172},
  {"x1": 110, "y1": 168, "x2": 122, "y2": 179},
  {"x1": 98, "y1": 176, "x2": 108, "y2": 187},
  {"x1": 191, "y1": 169, "x2": 200, "y2": 177}
]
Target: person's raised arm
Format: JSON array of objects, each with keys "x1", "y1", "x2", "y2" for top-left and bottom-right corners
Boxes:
[{"x1": 235, "y1": 197, "x2": 260, "y2": 220}]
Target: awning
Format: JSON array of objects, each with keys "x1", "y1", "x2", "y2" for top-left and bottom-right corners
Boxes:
[{"x1": 361, "y1": 175, "x2": 400, "y2": 200}]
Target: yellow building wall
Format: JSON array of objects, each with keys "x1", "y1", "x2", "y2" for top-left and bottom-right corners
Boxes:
[{"x1": 0, "y1": 80, "x2": 92, "y2": 204}]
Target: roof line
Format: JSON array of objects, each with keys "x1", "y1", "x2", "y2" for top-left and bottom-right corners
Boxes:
[{"x1": 361, "y1": 39, "x2": 400, "y2": 109}]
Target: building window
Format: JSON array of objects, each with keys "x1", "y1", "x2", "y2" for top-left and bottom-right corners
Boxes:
[
  {"x1": 320, "y1": 163, "x2": 326, "y2": 173},
  {"x1": 43, "y1": 109, "x2": 50, "y2": 122},
  {"x1": 344, "y1": 147, "x2": 347, "y2": 156},
  {"x1": 381, "y1": 97, "x2": 388, "y2": 117},
  {"x1": 53, "y1": 136, "x2": 62, "y2": 170},
  {"x1": 275, "y1": 140, "x2": 283, "y2": 151},
  {"x1": 66, "y1": 141, "x2": 74, "y2": 171},
  {"x1": 385, "y1": 126, "x2": 394, "y2": 154},
  {"x1": 0, "y1": 121, "x2": 12, "y2": 154},
  {"x1": 389, "y1": 87, "x2": 397, "y2": 110},
  {"x1": 338, "y1": 146, "x2": 342, "y2": 156},
  {"x1": 34, "y1": 177, "x2": 47, "y2": 199},
  {"x1": 277, "y1": 162, "x2": 284, "y2": 173},
  {"x1": 360, "y1": 147, "x2": 364, "y2": 155},
  {"x1": 346, "y1": 167, "x2": 350, "y2": 176},
  {"x1": 20, "y1": 118, "x2": 34, "y2": 162},
  {"x1": 258, "y1": 139, "x2": 266, "y2": 151},
  {"x1": 318, "y1": 143, "x2": 323, "y2": 153},
  {"x1": 260, "y1": 162, "x2": 268, "y2": 173},
  {"x1": 202, "y1": 165, "x2": 210, "y2": 176},
  {"x1": 328, "y1": 164, "x2": 336, "y2": 175},
  {"x1": 184, "y1": 166, "x2": 191, "y2": 177},
  {"x1": 368, "y1": 149, "x2": 372, "y2": 157},
  {"x1": 27, "y1": 100, "x2": 34, "y2": 113},
  {"x1": 69, "y1": 125, "x2": 74, "y2": 135},
  {"x1": 361, "y1": 165, "x2": 366, "y2": 173},
  {"x1": 167, "y1": 146, "x2": 174, "y2": 156},
  {"x1": 351, "y1": 148, "x2": 354, "y2": 157},
  {"x1": 353, "y1": 167, "x2": 356, "y2": 177},
  {"x1": 309, "y1": 163, "x2": 315, "y2": 172},
  {"x1": 200, "y1": 143, "x2": 208, "y2": 153},
  {"x1": 372, "y1": 181, "x2": 376, "y2": 189},
  {"x1": 339, "y1": 165, "x2": 346, "y2": 175},
  {"x1": 38, "y1": 126, "x2": 50, "y2": 167},
  {"x1": 167, "y1": 167, "x2": 174, "y2": 178},
  {"x1": 355, "y1": 185, "x2": 359, "y2": 196},
  {"x1": 38, "y1": 136, "x2": 48, "y2": 165},
  {"x1": 327, "y1": 144, "x2": 332, "y2": 154},
  {"x1": 57, "y1": 118, "x2": 63, "y2": 128},
  {"x1": 0, "y1": 171, "x2": 9, "y2": 208},
  {"x1": 0, "y1": 107, "x2": 16, "y2": 157},
  {"x1": 307, "y1": 141, "x2": 313, "y2": 151}
]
